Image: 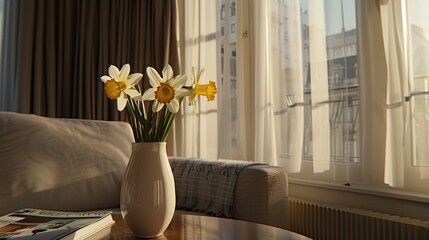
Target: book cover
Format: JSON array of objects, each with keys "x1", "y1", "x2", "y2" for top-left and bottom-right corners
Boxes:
[{"x1": 0, "y1": 208, "x2": 114, "y2": 240}]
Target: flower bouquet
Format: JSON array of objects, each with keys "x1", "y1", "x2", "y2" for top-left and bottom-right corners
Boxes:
[
  {"x1": 100, "y1": 63, "x2": 217, "y2": 238},
  {"x1": 100, "y1": 64, "x2": 217, "y2": 142}
]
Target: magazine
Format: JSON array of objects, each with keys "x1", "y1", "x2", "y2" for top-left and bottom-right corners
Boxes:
[{"x1": 0, "y1": 208, "x2": 114, "y2": 240}]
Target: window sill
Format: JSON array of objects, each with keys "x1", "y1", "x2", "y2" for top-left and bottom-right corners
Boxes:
[
  {"x1": 288, "y1": 177, "x2": 429, "y2": 221},
  {"x1": 289, "y1": 177, "x2": 429, "y2": 203}
]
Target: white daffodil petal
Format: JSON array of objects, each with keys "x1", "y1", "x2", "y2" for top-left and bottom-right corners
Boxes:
[
  {"x1": 117, "y1": 94, "x2": 127, "y2": 111},
  {"x1": 109, "y1": 65, "x2": 120, "y2": 80},
  {"x1": 147, "y1": 67, "x2": 163, "y2": 86},
  {"x1": 127, "y1": 73, "x2": 143, "y2": 86},
  {"x1": 170, "y1": 75, "x2": 187, "y2": 89},
  {"x1": 119, "y1": 64, "x2": 130, "y2": 80},
  {"x1": 166, "y1": 98, "x2": 179, "y2": 113},
  {"x1": 189, "y1": 92, "x2": 197, "y2": 104},
  {"x1": 100, "y1": 76, "x2": 111, "y2": 83},
  {"x1": 162, "y1": 65, "x2": 173, "y2": 81},
  {"x1": 152, "y1": 101, "x2": 164, "y2": 112},
  {"x1": 192, "y1": 67, "x2": 197, "y2": 80},
  {"x1": 197, "y1": 69, "x2": 205, "y2": 83},
  {"x1": 134, "y1": 95, "x2": 143, "y2": 101},
  {"x1": 125, "y1": 88, "x2": 141, "y2": 99},
  {"x1": 198, "y1": 68, "x2": 205, "y2": 78},
  {"x1": 142, "y1": 88, "x2": 156, "y2": 100},
  {"x1": 175, "y1": 88, "x2": 190, "y2": 98}
]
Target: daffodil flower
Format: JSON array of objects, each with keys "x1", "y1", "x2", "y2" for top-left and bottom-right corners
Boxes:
[
  {"x1": 142, "y1": 65, "x2": 188, "y2": 113},
  {"x1": 188, "y1": 67, "x2": 217, "y2": 105},
  {"x1": 100, "y1": 64, "x2": 143, "y2": 111}
]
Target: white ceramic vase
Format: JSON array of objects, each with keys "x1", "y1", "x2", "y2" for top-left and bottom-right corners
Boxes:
[{"x1": 120, "y1": 142, "x2": 176, "y2": 238}]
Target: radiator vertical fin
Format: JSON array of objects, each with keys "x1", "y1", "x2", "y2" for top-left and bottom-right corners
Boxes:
[{"x1": 288, "y1": 198, "x2": 429, "y2": 240}]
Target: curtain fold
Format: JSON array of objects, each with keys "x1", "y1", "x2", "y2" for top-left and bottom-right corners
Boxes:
[
  {"x1": 357, "y1": 0, "x2": 388, "y2": 186},
  {"x1": 342, "y1": 0, "x2": 429, "y2": 190},
  {"x1": 251, "y1": 0, "x2": 336, "y2": 174},
  {"x1": 253, "y1": 0, "x2": 278, "y2": 165},
  {"x1": 379, "y1": 0, "x2": 408, "y2": 187},
  {"x1": 280, "y1": 0, "x2": 305, "y2": 172},
  {"x1": 308, "y1": 0, "x2": 330, "y2": 173},
  {"x1": 171, "y1": 0, "x2": 219, "y2": 159},
  {"x1": 0, "y1": 0, "x2": 179, "y2": 120},
  {"x1": 0, "y1": 0, "x2": 19, "y2": 111}
]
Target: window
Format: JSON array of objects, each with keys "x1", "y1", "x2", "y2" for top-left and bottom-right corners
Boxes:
[
  {"x1": 231, "y1": 23, "x2": 236, "y2": 33},
  {"x1": 286, "y1": 0, "x2": 359, "y2": 163},
  {"x1": 218, "y1": 0, "x2": 359, "y2": 163},
  {"x1": 209, "y1": 0, "x2": 429, "y2": 193},
  {"x1": 231, "y1": 1, "x2": 236, "y2": 16}
]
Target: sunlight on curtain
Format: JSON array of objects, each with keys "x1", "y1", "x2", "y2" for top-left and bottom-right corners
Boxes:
[
  {"x1": 402, "y1": 0, "x2": 429, "y2": 187},
  {"x1": 175, "y1": 0, "x2": 253, "y2": 161},
  {"x1": 264, "y1": 0, "x2": 359, "y2": 178},
  {"x1": 176, "y1": 0, "x2": 429, "y2": 193},
  {"x1": 379, "y1": 0, "x2": 408, "y2": 187},
  {"x1": 407, "y1": 0, "x2": 429, "y2": 170},
  {"x1": 308, "y1": 0, "x2": 330, "y2": 172},
  {"x1": 360, "y1": 0, "x2": 429, "y2": 190},
  {"x1": 279, "y1": 0, "x2": 305, "y2": 172},
  {"x1": 173, "y1": 0, "x2": 219, "y2": 159},
  {"x1": 253, "y1": 0, "x2": 278, "y2": 165}
]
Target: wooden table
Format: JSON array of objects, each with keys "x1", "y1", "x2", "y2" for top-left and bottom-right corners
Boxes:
[{"x1": 93, "y1": 213, "x2": 312, "y2": 240}]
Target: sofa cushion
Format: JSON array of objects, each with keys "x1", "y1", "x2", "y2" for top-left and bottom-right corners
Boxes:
[{"x1": 0, "y1": 112, "x2": 134, "y2": 215}]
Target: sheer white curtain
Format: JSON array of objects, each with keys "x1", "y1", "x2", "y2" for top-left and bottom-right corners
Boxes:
[
  {"x1": 176, "y1": 0, "x2": 429, "y2": 193},
  {"x1": 174, "y1": 0, "x2": 253, "y2": 161},
  {"x1": 176, "y1": 0, "x2": 354, "y2": 173},
  {"x1": 381, "y1": 0, "x2": 408, "y2": 187},
  {"x1": 252, "y1": 0, "x2": 337, "y2": 174},
  {"x1": 306, "y1": 0, "x2": 331, "y2": 172},
  {"x1": 275, "y1": 0, "x2": 305, "y2": 172},
  {"x1": 261, "y1": 0, "x2": 429, "y2": 190},
  {"x1": 358, "y1": 0, "x2": 390, "y2": 186},
  {"x1": 252, "y1": 0, "x2": 279, "y2": 165},
  {"x1": 365, "y1": 0, "x2": 429, "y2": 189},
  {"x1": 171, "y1": 0, "x2": 219, "y2": 159},
  {"x1": 251, "y1": 0, "x2": 306, "y2": 169}
]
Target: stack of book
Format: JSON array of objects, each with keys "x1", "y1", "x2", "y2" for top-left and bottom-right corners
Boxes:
[{"x1": 0, "y1": 208, "x2": 114, "y2": 240}]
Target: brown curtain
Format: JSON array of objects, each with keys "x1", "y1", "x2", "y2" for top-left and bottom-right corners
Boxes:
[{"x1": 0, "y1": 0, "x2": 179, "y2": 120}]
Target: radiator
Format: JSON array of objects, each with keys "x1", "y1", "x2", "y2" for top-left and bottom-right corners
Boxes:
[{"x1": 288, "y1": 198, "x2": 429, "y2": 240}]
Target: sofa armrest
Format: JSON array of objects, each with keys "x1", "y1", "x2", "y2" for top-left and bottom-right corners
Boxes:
[
  {"x1": 169, "y1": 157, "x2": 288, "y2": 229},
  {"x1": 234, "y1": 164, "x2": 288, "y2": 229}
]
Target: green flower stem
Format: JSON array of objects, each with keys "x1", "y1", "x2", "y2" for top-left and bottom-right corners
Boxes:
[
  {"x1": 125, "y1": 100, "x2": 142, "y2": 142},
  {"x1": 153, "y1": 109, "x2": 166, "y2": 142},
  {"x1": 138, "y1": 101, "x2": 151, "y2": 142},
  {"x1": 146, "y1": 101, "x2": 154, "y2": 141},
  {"x1": 161, "y1": 111, "x2": 175, "y2": 142},
  {"x1": 124, "y1": 96, "x2": 186, "y2": 142}
]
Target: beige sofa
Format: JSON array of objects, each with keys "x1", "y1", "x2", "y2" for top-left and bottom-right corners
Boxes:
[{"x1": 0, "y1": 111, "x2": 288, "y2": 229}]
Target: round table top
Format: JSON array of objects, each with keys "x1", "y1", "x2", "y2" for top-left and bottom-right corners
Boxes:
[{"x1": 94, "y1": 212, "x2": 312, "y2": 240}]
